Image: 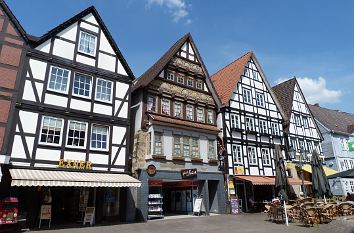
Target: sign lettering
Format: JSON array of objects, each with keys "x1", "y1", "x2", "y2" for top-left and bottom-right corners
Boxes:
[
  {"x1": 58, "y1": 159, "x2": 92, "y2": 170},
  {"x1": 181, "y1": 168, "x2": 197, "y2": 179}
]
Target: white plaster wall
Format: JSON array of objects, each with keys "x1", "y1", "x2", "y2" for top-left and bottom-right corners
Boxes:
[
  {"x1": 98, "y1": 52, "x2": 116, "y2": 72},
  {"x1": 70, "y1": 99, "x2": 91, "y2": 112},
  {"x1": 116, "y1": 82, "x2": 129, "y2": 99},
  {"x1": 80, "y1": 21, "x2": 99, "y2": 33},
  {"x1": 113, "y1": 126, "x2": 126, "y2": 145},
  {"x1": 57, "y1": 23, "x2": 77, "y2": 41},
  {"x1": 118, "y1": 102, "x2": 128, "y2": 118},
  {"x1": 52, "y1": 39, "x2": 75, "y2": 60},
  {"x1": 22, "y1": 80, "x2": 36, "y2": 102},
  {"x1": 99, "y1": 33, "x2": 115, "y2": 54},
  {"x1": 19, "y1": 111, "x2": 38, "y2": 133},
  {"x1": 117, "y1": 59, "x2": 127, "y2": 76},
  {"x1": 36, "y1": 148, "x2": 61, "y2": 161},
  {"x1": 93, "y1": 103, "x2": 112, "y2": 115},
  {"x1": 29, "y1": 59, "x2": 47, "y2": 81},
  {"x1": 44, "y1": 94, "x2": 68, "y2": 108},
  {"x1": 63, "y1": 151, "x2": 86, "y2": 161},
  {"x1": 82, "y1": 13, "x2": 99, "y2": 25},
  {"x1": 10, "y1": 136, "x2": 27, "y2": 159},
  {"x1": 89, "y1": 153, "x2": 108, "y2": 165},
  {"x1": 35, "y1": 39, "x2": 51, "y2": 53},
  {"x1": 76, "y1": 54, "x2": 95, "y2": 66}
]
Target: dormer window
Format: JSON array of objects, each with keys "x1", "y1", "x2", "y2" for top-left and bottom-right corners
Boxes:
[
  {"x1": 196, "y1": 107, "x2": 205, "y2": 123},
  {"x1": 196, "y1": 81, "x2": 203, "y2": 90},
  {"x1": 187, "y1": 78, "x2": 194, "y2": 87},
  {"x1": 161, "y1": 98, "x2": 170, "y2": 115},
  {"x1": 167, "y1": 72, "x2": 174, "y2": 81},
  {"x1": 147, "y1": 95, "x2": 157, "y2": 112},
  {"x1": 186, "y1": 105, "x2": 194, "y2": 120},
  {"x1": 207, "y1": 109, "x2": 214, "y2": 124},
  {"x1": 174, "y1": 102, "x2": 183, "y2": 118},
  {"x1": 78, "y1": 31, "x2": 97, "y2": 56},
  {"x1": 177, "y1": 75, "x2": 184, "y2": 84}
]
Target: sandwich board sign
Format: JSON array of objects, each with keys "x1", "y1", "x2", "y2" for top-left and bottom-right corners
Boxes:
[
  {"x1": 38, "y1": 205, "x2": 51, "y2": 229},
  {"x1": 193, "y1": 198, "x2": 205, "y2": 216},
  {"x1": 83, "y1": 207, "x2": 95, "y2": 226}
]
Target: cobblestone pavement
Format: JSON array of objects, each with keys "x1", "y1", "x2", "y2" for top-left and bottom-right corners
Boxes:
[{"x1": 30, "y1": 213, "x2": 354, "y2": 233}]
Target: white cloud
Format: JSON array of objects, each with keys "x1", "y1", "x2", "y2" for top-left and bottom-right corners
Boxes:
[
  {"x1": 276, "y1": 77, "x2": 343, "y2": 104},
  {"x1": 147, "y1": 0, "x2": 191, "y2": 23}
]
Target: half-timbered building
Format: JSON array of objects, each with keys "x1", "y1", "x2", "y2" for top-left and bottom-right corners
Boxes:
[
  {"x1": 211, "y1": 52, "x2": 293, "y2": 211},
  {"x1": 273, "y1": 78, "x2": 324, "y2": 195},
  {"x1": 1, "y1": 5, "x2": 140, "y2": 226},
  {"x1": 131, "y1": 33, "x2": 226, "y2": 220}
]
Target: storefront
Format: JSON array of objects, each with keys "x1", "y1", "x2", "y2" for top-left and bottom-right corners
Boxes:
[{"x1": 3, "y1": 168, "x2": 141, "y2": 228}]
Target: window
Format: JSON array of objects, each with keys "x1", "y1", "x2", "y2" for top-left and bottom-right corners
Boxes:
[
  {"x1": 187, "y1": 79, "x2": 194, "y2": 87},
  {"x1": 252, "y1": 70, "x2": 258, "y2": 81},
  {"x1": 48, "y1": 66, "x2": 70, "y2": 93},
  {"x1": 344, "y1": 159, "x2": 349, "y2": 170},
  {"x1": 307, "y1": 142, "x2": 313, "y2": 153},
  {"x1": 208, "y1": 140, "x2": 216, "y2": 159},
  {"x1": 73, "y1": 73, "x2": 91, "y2": 98},
  {"x1": 299, "y1": 141, "x2": 305, "y2": 151},
  {"x1": 67, "y1": 121, "x2": 87, "y2": 148},
  {"x1": 255, "y1": 92, "x2": 265, "y2": 107},
  {"x1": 350, "y1": 160, "x2": 354, "y2": 169},
  {"x1": 147, "y1": 95, "x2": 157, "y2": 112},
  {"x1": 232, "y1": 145, "x2": 242, "y2": 164},
  {"x1": 183, "y1": 137, "x2": 190, "y2": 157},
  {"x1": 303, "y1": 116, "x2": 309, "y2": 128},
  {"x1": 95, "y1": 78, "x2": 112, "y2": 102},
  {"x1": 244, "y1": 69, "x2": 249, "y2": 77},
  {"x1": 78, "y1": 31, "x2": 97, "y2": 56},
  {"x1": 186, "y1": 105, "x2": 194, "y2": 120},
  {"x1": 243, "y1": 88, "x2": 252, "y2": 104},
  {"x1": 262, "y1": 148, "x2": 270, "y2": 165},
  {"x1": 154, "y1": 132, "x2": 163, "y2": 154},
  {"x1": 176, "y1": 75, "x2": 184, "y2": 84},
  {"x1": 207, "y1": 110, "x2": 214, "y2": 124},
  {"x1": 161, "y1": 98, "x2": 170, "y2": 115},
  {"x1": 91, "y1": 125, "x2": 109, "y2": 150},
  {"x1": 174, "y1": 102, "x2": 183, "y2": 118},
  {"x1": 167, "y1": 72, "x2": 175, "y2": 81},
  {"x1": 340, "y1": 138, "x2": 348, "y2": 151},
  {"x1": 40, "y1": 116, "x2": 63, "y2": 145},
  {"x1": 196, "y1": 107, "x2": 205, "y2": 122},
  {"x1": 196, "y1": 81, "x2": 203, "y2": 90},
  {"x1": 271, "y1": 122, "x2": 279, "y2": 135},
  {"x1": 259, "y1": 120, "x2": 268, "y2": 134},
  {"x1": 294, "y1": 114, "x2": 301, "y2": 127},
  {"x1": 247, "y1": 147, "x2": 257, "y2": 165},
  {"x1": 191, "y1": 137, "x2": 199, "y2": 158},
  {"x1": 230, "y1": 114, "x2": 240, "y2": 129},
  {"x1": 291, "y1": 139, "x2": 298, "y2": 151},
  {"x1": 173, "y1": 135, "x2": 182, "y2": 156},
  {"x1": 245, "y1": 117, "x2": 255, "y2": 131}
]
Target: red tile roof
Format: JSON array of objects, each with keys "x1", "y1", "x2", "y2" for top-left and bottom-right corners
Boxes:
[{"x1": 210, "y1": 52, "x2": 252, "y2": 106}]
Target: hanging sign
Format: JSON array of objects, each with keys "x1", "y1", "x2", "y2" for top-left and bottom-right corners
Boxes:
[
  {"x1": 230, "y1": 198, "x2": 240, "y2": 215},
  {"x1": 234, "y1": 166, "x2": 244, "y2": 175},
  {"x1": 147, "y1": 164, "x2": 157, "y2": 176},
  {"x1": 83, "y1": 207, "x2": 95, "y2": 226},
  {"x1": 181, "y1": 169, "x2": 197, "y2": 179}
]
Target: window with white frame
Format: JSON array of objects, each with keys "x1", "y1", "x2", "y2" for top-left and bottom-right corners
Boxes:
[
  {"x1": 187, "y1": 78, "x2": 194, "y2": 87},
  {"x1": 303, "y1": 116, "x2": 309, "y2": 128},
  {"x1": 307, "y1": 142, "x2": 313, "y2": 152},
  {"x1": 174, "y1": 102, "x2": 183, "y2": 118},
  {"x1": 232, "y1": 145, "x2": 242, "y2": 164},
  {"x1": 167, "y1": 72, "x2": 175, "y2": 81},
  {"x1": 271, "y1": 122, "x2": 279, "y2": 135},
  {"x1": 294, "y1": 114, "x2": 301, "y2": 127},
  {"x1": 244, "y1": 69, "x2": 249, "y2": 77},
  {"x1": 147, "y1": 95, "x2": 157, "y2": 112},
  {"x1": 299, "y1": 140, "x2": 305, "y2": 151},
  {"x1": 243, "y1": 88, "x2": 252, "y2": 104},
  {"x1": 73, "y1": 73, "x2": 91, "y2": 98},
  {"x1": 207, "y1": 110, "x2": 214, "y2": 124},
  {"x1": 245, "y1": 117, "x2": 255, "y2": 131},
  {"x1": 350, "y1": 181, "x2": 354, "y2": 193},
  {"x1": 252, "y1": 70, "x2": 258, "y2": 80},
  {"x1": 176, "y1": 75, "x2": 184, "y2": 84},
  {"x1": 67, "y1": 120, "x2": 87, "y2": 147},
  {"x1": 208, "y1": 140, "x2": 216, "y2": 159},
  {"x1": 191, "y1": 137, "x2": 199, "y2": 158},
  {"x1": 247, "y1": 147, "x2": 257, "y2": 165},
  {"x1": 350, "y1": 160, "x2": 354, "y2": 169},
  {"x1": 340, "y1": 138, "x2": 349, "y2": 151},
  {"x1": 196, "y1": 81, "x2": 203, "y2": 89},
  {"x1": 173, "y1": 135, "x2": 181, "y2": 156},
  {"x1": 259, "y1": 120, "x2": 267, "y2": 134},
  {"x1": 344, "y1": 159, "x2": 349, "y2": 170},
  {"x1": 161, "y1": 98, "x2": 170, "y2": 115},
  {"x1": 48, "y1": 66, "x2": 70, "y2": 93},
  {"x1": 95, "y1": 78, "x2": 112, "y2": 102},
  {"x1": 91, "y1": 125, "x2": 109, "y2": 150},
  {"x1": 154, "y1": 132, "x2": 163, "y2": 154},
  {"x1": 230, "y1": 114, "x2": 240, "y2": 129},
  {"x1": 255, "y1": 92, "x2": 265, "y2": 107},
  {"x1": 40, "y1": 116, "x2": 63, "y2": 145},
  {"x1": 262, "y1": 148, "x2": 271, "y2": 165},
  {"x1": 183, "y1": 137, "x2": 191, "y2": 157},
  {"x1": 186, "y1": 105, "x2": 194, "y2": 120},
  {"x1": 291, "y1": 139, "x2": 297, "y2": 151},
  {"x1": 196, "y1": 107, "x2": 205, "y2": 122},
  {"x1": 340, "y1": 161, "x2": 345, "y2": 171},
  {"x1": 78, "y1": 31, "x2": 97, "y2": 56}
]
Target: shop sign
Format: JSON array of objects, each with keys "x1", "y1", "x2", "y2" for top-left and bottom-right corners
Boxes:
[
  {"x1": 58, "y1": 159, "x2": 92, "y2": 170},
  {"x1": 146, "y1": 164, "x2": 157, "y2": 176},
  {"x1": 230, "y1": 198, "x2": 240, "y2": 215},
  {"x1": 39, "y1": 205, "x2": 51, "y2": 220},
  {"x1": 348, "y1": 141, "x2": 354, "y2": 152},
  {"x1": 228, "y1": 180, "x2": 235, "y2": 195},
  {"x1": 148, "y1": 179, "x2": 163, "y2": 187},
  {"x1": 193, "y1": 198, "x2": 205, "y2": 215},
  {"x1": 234, "y1": 166, "x2": 244, "y2": 175},
  {"x1": 181, "y1": 169, "x2": 197, "y2": 179},
  {"x1": 83, "y1": 207, "x2": 95, "y2": 226}
]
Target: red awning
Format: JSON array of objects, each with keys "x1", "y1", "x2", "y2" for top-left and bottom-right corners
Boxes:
[{"x1": 235, "y1": 175, "x2": 311, "y2": 186}]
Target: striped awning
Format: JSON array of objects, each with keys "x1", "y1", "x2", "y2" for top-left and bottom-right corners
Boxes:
[
  {"x1": 10, "y1": 169, "x2": 141, "y2": 187},
  {"x1": 235, "y1": 175, "x2": 312, "y2": 186}
]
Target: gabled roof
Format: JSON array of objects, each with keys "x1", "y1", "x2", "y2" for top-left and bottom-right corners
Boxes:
[
  {"x1": 210, "y1": 52, "x2": 252, "y2": 106},
  {"x1": 29, "y1": 5, "x2": 134, "y2": 79},
  {"x1": 0, "y1": 0, "x2": 28, "y2": 42},
  {"x1": 272, "y1": 78, "x2": 297, "y2": 119},
  {"x1": 309, "y1": 104, "x2": 354, "y2": 135},
  {"x1": 132, "y1": 33, "x2": 221, "y2": 107}
]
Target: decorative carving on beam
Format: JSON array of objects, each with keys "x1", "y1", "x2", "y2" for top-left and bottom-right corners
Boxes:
[{"x1": 170, "y1": 57, "x2": 203, "y2": 75}]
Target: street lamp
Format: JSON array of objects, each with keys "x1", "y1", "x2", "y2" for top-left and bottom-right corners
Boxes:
[{"x1": 289, "y1": 146, "x2": 307, "y2": 198}]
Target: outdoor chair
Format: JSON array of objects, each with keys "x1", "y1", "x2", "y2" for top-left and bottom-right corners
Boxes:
[
  {"x1": 269, "y1": 205, "x2": 284, "y2": 223},
  {"x1": 301, "y1": 202, "x2": 314, "y2": 209},
  {"x1": 302, "y1": 207, "x2": 320, "y2": 226},
  {"x1": 338, "y1": 202, "x2": 353, "y2": 216},
  {"x1": 320, "y1": 205, "x2": 334, "y2": 223}
]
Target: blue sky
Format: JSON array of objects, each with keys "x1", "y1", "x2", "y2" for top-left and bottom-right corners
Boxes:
[{"x1": 6, "y1": 0, "x2": 354, "y2": 113}]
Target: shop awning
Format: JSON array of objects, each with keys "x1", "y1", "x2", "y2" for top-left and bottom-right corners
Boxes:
[
  {"x1": 300, "y1": 164, "x2": 337, "y2": 176},
  {"x1": 235, "y1": 175, "x2": 311, "y2": 186},
  {"x1": 9, "y1": 169, "x2": 141, "y2": 187}
]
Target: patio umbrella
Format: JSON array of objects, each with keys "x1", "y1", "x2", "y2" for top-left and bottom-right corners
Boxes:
[{"x1": 311, "y1": 150, "x2": 332, "y2": 198}]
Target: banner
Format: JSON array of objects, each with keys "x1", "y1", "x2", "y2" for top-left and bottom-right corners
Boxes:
[{"x1": 348, "y1": 142, "x2": 354, "y2": 152}]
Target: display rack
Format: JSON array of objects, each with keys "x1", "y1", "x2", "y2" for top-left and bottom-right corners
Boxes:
[{"x1": 148, "y1": 180, "x2": 164, "y2": 220}]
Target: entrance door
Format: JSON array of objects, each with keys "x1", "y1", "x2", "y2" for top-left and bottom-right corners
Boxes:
[{"x1": 208, "y1": 180, "x2": 219, "y2": 213}]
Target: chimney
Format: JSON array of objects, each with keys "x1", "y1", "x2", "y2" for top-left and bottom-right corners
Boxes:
[{"x1": 314, "y1": 103, "x2": 320, "y2": 107}]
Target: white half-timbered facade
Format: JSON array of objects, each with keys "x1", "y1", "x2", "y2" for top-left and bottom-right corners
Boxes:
[
  {"x1": 211, "y1": 52, "x2": 287, "y2": 177},
  {"x1": 9, "y1": 7, "x2": 133, "y2": 172}
]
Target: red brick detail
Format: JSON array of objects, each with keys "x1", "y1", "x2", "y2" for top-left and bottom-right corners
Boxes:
[
  {"x1": 0, "y1": 91, "x2": 12, "y2": 97},
  {"x1": 0, "y1": 66, "x2": 17, "y2": 89},
  {"x1": 0, "y1": 127, "x2": 5, "y2": 151},
  {"x1": 4, "y1": 36, "x2": 23, "y2": 46},
  {"x1": 6, "y1": 22, "x2": 18, "y2": 36},
  {"x1": 0, "y1": 99, "x2": 11, "y2": 123},
  {"x1": 0, "y1": 45, "x2": 22, "y2": 67}
]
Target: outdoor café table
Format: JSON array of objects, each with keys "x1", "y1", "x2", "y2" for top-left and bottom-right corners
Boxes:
[{"x1": 309, "y1": 206, "x2": 324, "y2": 223}]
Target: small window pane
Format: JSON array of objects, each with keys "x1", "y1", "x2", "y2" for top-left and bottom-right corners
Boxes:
[
  {"x1": 91, "y1": 125, "x2": 109, "y2": 150},
  {"x1": 67, "y1": 121, "x2": 86, "y2": 147},
  {"x1": 95, "y1": 78, "x2": 112, "y2": 102},
  {"x1": 73, "y1": 73, "x2": 91, "y2": 97},
  {"x1": 78, "y1": 31, "x2": 97, "y2": 56},
  {"x1": 48, "y1": 66, "x2": 70, "y2": 93},
  {"x1": 40, "y1": 116, "x2": 63, "y2": 145}
]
